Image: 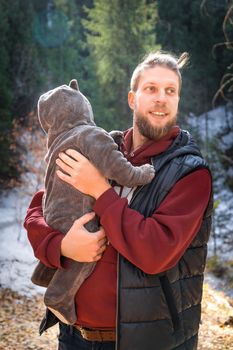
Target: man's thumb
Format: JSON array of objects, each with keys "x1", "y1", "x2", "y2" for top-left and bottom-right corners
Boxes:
[{"x1": 75, "y1": 212, "x2": 95, "y2": 227}]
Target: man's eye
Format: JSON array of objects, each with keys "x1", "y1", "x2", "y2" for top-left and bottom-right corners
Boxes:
[
  {"x1": 166, "y1": 87, "x2": 176, "y2": 95},
  {"x1": 145, "y1": 86, "x2": 155, "y2": 92}
]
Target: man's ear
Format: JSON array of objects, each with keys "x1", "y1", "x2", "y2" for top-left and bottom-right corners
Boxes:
[{"x1": 128, "y1": 90, "x2": 135, "y2": 111}]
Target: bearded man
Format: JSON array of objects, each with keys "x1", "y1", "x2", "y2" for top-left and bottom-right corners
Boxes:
[{"x1": 24, "y1": 52, "x2": 213, "y2": 350}]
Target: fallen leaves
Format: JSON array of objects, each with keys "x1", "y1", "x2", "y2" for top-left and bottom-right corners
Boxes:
[
  {"x1": 198, "y1": 283, "x2": 233, "y2": 350},
  {"x1": 0, "y1": 284, "x2": 232, "y2": 349},
  {"x1": 0, "y1": 288, "x2": 57, "y2": 350}
]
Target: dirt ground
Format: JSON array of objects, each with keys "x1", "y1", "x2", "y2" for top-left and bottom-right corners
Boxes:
[{"x1": 0, "y1": 284, "x2": 232, "y2": 350}]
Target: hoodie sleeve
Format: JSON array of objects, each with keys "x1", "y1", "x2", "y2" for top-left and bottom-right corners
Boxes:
[
  {"x1": 93, "y1": 168, "x2": 212, "y2": 274},
  {"x1": 24, "y1": 190, "x2": 65, "y2": 269}
]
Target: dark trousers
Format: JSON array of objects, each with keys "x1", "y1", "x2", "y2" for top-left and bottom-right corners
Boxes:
[{"x1": 58, "y1": 323, "x2": 116, "y2": 350}]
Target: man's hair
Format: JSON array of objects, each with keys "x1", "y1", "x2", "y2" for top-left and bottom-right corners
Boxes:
[{"x1": 130, "y1": 51, "x2": 189, "y2": 94}]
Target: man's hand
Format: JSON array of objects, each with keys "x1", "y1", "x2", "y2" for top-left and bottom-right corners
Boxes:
[
  {"x1": 61, "y1": 212, "x2": 107, "y2": 262},
  {"x1": 56, "y1": 149, "x2": 111, "y2": 199}
]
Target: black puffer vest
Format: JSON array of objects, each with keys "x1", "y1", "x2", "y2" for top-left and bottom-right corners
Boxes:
[{"x1": 116, "y1": 130, "x2": 213, "y2": 350}]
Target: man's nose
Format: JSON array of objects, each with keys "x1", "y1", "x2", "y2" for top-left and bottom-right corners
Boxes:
[{"x1": 153, "y1": 89, "x2": 166, "y2": 104}]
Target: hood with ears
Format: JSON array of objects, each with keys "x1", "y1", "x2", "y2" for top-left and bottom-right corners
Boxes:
[{"x1": 38, "y1": 79, "x2": 95, "y2": 146}]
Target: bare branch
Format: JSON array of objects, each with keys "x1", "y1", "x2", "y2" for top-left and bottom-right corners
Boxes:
[
  {"x1": 222, "y1": 5, "x2": 233, "y2": 47},
  {"x1": 220, "y1": 154, "x2": 233, "y2": 166},
  {"x1": 200, "y1": 0, "x2": 210, "y2": 17},
  {"x1": 212, "y1": 75, "x2": 233, "y2": 106}
]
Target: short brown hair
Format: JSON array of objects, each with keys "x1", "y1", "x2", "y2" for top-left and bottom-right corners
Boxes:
[{"x1": 130, "y1": 51, "x2": 189, "y2": 94}]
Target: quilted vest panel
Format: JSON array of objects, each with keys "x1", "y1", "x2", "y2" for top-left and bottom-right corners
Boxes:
[{"x1": 116, "y1": 130, "x2": 213, "y2": 350}]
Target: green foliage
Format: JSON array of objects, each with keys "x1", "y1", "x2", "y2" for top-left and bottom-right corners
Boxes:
[
  {"x1": 0, "y1": 0, "x2": 93, "y2": 186},
  {"x1": 206, "y1": 255, "x2": 224, "y2": 277},
  {"x1": 31, "y1": 0, "x2": 84, "y2": 88},
  {"x1": 0, "y1": 0, "x2": 232, "y2": 187},
  {"x1": 0, "y1": 0, "x2": 34, "y2": 184},
  {"x1": 0, "y1": 1, "x2": 11, "y2": 127},
  {"x1": 207, "y1": 256, "x2": 233, "y2": 288},
  {"x1": 83, "y1": 0, "x2": 159, "y2": 129},
  {"x1": 156, "y1": 0, "x2": 231, "y2": 116},
  {"x1": 213, "y1": 199, "x2": 221, "y2": 210}
]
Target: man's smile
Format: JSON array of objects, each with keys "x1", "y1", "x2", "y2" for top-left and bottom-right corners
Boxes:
[{"x1": 149, "y1": 111, "x2": 168, "y2": 117}]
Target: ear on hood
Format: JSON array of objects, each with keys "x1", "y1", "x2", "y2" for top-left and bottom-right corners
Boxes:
[{"x1": 69, "y1": 79, "x2": 79, "y2": 91}]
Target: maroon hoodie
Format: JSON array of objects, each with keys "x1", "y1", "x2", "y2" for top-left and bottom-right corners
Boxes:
[{"x1": 24, "y1": 126, "x2": 211, "y2": 329}]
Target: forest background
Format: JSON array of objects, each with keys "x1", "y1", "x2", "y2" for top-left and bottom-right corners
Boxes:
[
  {"x1": 0, "y1": 0, "x2": 233, "y2": 348},
  {"x1": 0, "y1": 0, "x2": 232, "y2": 188}
]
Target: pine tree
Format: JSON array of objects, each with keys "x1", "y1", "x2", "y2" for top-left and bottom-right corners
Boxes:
[
  {"x1": 83, "y1": 0, "x2": 158, "y2": 130},
  {"x1": 0, "y1": 1, "x2": 14, "y2": 184},
  {"x1": 0, "y1": 0, "x2": 40, "y2": 184},
  {"x1": 156, "y1": 0, "x2": 230, "y2": 116}
]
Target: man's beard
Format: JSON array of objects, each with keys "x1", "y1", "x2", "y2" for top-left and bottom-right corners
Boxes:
[{"x1": 135, "y1": 113, "x2": 177, "y2": 141}]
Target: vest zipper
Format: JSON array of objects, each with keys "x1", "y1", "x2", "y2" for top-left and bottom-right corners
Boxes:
[{"x1": 115, "y1": 161, "x2": 153, "y2": 349}]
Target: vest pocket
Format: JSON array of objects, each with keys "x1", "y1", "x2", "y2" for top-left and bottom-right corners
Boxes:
[{"x1": 159, "y1": 275, "x2": 180, "y2": 332}]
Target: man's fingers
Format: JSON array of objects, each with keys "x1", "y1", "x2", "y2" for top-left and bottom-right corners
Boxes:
[
  {"x1": 66, "y1": 149, "x2": 88, "y2": 162},
  {"x1": 96, "y1": 242, "x2": 107, "y2": 255},
  {"x1": 73, "y1": 212, "x2": 96, "y2": 227},
  {"x1": 58, "y1": 152, "x2": 79, "y2": 169},
  {"x1": 93, "y1": 251, "x2": 105, "y2": 262},
  {"x1": 95, "y1": 227, "x2": 106, "y2": 240},
  {"x1": 56, "y1": 157, "x2": 75, "y2": 174},
  {"x1": 56, "y1": 170, "x2": 74, "y2": 185},
  {"x1": 92, "y1": 255, "x2": 102, "y2": 262},
  {"x1": 98, "y1": 237, "x2": 108, "y2": 246}
]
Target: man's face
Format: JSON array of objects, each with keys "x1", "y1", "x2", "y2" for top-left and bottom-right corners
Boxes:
[{"x1": 128, "y1": 66, "x2": 180, "y2": 141}]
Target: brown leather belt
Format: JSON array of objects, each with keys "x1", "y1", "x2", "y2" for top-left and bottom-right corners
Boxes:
[{"x1": 75, "y1": 326, "x2": 116, "y2": 342}]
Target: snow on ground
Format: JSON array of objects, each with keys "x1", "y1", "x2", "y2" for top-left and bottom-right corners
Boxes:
[
  {"x1": 187, "y1": 104, "x2": 233, "y2": 259},
  {"x1": 187, "y1": 102, "x2": 233, "y2": 139},
  {"x1": 0, "y1": 186, "x2": 45, "y2": 296},
  {"x1": 207, "y1": 176, "x2": 233, "y2": 260}
]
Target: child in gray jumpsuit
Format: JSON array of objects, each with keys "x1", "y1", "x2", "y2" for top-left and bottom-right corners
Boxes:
[{"x1": 32, "y1": 79, "x2": 155, "y2": 324}]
